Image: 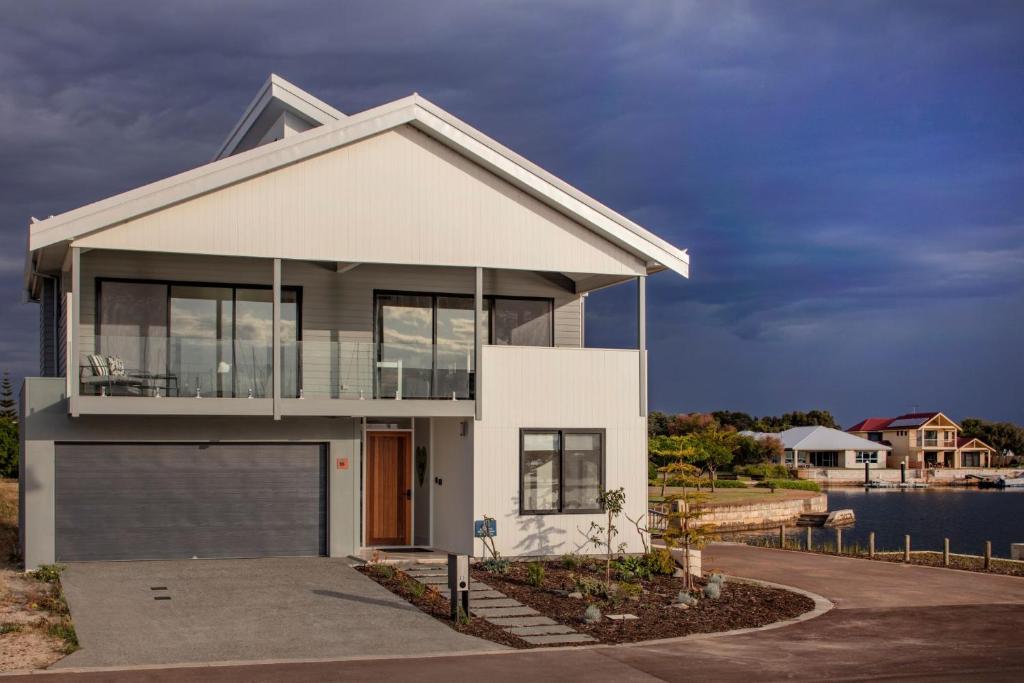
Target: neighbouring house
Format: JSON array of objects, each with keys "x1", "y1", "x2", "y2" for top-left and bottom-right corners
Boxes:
[
  {"x1": 846, "y1": 412, "x2": 997, "y2": 469},
  {"x1": 17, "y1": 75, "x2": 690, "y2": 570},
  {"x1": 741, "y1": 426, "x2": 891, "y2": 469}
]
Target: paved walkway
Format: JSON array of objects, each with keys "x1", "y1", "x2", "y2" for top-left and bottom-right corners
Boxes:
[
  {"x1": 15, "y1": 545, "x2": 1024, "y2": 681},
  {"x1": 404, "y1": 563, "x2": 595, "y2": 645}
]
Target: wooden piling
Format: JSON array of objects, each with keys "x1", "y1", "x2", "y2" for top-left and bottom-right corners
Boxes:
[
  {"x1": 904, "y1": 534, "x2": 911, "y2": 562},
  {"x1": 869, "y1": 532, "x2": 875, "y2": 558},
  {"x1": 943, "y1": 538, "x2": 950, "y2": 567},
  {"x1": 806, "y1": 525, "x2": 812, "y2": 551},
  {"x1": 985, "y1": 541, "x2": 992, "y2": 570},
  {"x1": 779, "y1": 524, "x2": 786, "y2": 549},
  {"x1": 836, "y1": 527, "x2": 842, "y2": 555}
]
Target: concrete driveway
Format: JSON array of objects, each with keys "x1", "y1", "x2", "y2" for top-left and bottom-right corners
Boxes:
[{"x1": 56, "y1": 557, "x2": 502, "y2": 668}]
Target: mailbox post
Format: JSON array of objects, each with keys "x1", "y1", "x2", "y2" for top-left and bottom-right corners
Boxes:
[{"x1": 448, "y1": 553, "x2": 470, "y2": 621}]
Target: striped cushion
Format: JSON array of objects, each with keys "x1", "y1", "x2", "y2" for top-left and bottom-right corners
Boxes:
[{"x1": 87, "y1": 354, "x2": 109, "y2": 377}]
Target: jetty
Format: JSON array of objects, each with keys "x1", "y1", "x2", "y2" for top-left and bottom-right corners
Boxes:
[
  {"x1": 866, "y1": 479, "x2": 929, "y2": 489},
  {"x1": 970, "y1": 472, "x2": 1024, "y2": 489}
]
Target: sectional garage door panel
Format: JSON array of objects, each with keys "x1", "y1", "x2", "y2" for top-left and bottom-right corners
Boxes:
[{"x1": 55, "y1": 443, "x2": 327, "y2": 562}]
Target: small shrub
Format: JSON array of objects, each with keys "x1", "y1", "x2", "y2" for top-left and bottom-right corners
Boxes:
[
  {"x1": 47, "y1": 618, "x2": 79, "y2": 654},
  {"x1": 613, "y1": 555, "x2": 652, "y2": 582},
  {"x1": 675, "y1": 590, "x2": 697, "y2": 606},
  {"x1": 705, "y1": 479, "x2": 749, "y2": 489},
  {"x1": 561, "y1": 553, "x2": 583, "y2": 570},
  {"x1": 615, "y1": 581, "x2": 642, "y2": 600},
  {"x1": 32, "y1": 564, "x2": 65, "y2": 584},
  {"x1": 707, "y1": 573, "x2": 726, "y2": 586},
  {"x1": 755, "y1": 479, "x2": 820, "y2": 492},
  {"x1": 405, "y1": 579, "x2": 426, "y2": 598},
  {"x1": 573, "y1": 575, "x2": 608, "y2": 598},
  {"x1": 369, "y1": 563, "x2": 395, "y2": 580},
  {"x1": 583, "y1": 604, "x2": 602, "y2": 624},
  {"x1": 479, "y1": 557, "x2": 510, "y2": 575},
  {"x1": 646, "y1": 549, "x2": 677, "y2": 575},
  {"x1": 0, "y1": 622, "x2": 22, "y2": 634},
  {"x1": 733, "y1": 464, "x2": 791, "y2": 479},
  {"x1": 526, "y1": 561, "x2": 545, "y2": 588},
  {"x1": 703, "y1": 582, "x2": 721, "y2": 599}
]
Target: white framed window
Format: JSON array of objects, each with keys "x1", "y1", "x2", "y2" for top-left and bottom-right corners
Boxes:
[{"x1": 855, "y1": 451, "x2": 879, "y2": 464}]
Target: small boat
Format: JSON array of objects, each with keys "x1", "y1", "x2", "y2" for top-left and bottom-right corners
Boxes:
[{"x1": 977, "y1": 474, "x2": 1024, "y2": 489}]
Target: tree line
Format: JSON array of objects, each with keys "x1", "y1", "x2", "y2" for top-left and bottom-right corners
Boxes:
[{"x1": 648, "y1": 409, "x2": 840, "y2": 438}]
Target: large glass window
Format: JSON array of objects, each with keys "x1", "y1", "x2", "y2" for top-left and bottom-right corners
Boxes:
[
  {"x1": 492, "y1": 298, "x2": 552, "y2": 346},
  {"x1": 97, "y1": 279, "x2": 300, "y2": 398},
  {"x1": 520, "y1": 429, "x2": 604, "y2": 514},
  {"x1": 375, "y1": 292, "x2": 552, "y2": 399}
]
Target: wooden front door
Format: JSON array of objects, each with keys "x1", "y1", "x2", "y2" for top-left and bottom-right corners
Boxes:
[{"x1": 366, "y1": 431, "x2": 412, "y2": 546}]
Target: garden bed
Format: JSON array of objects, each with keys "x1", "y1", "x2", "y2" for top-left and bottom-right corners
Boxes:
[
  {"x1": 360, "y1": 553, "x2": 815, "y2": 648},
  {"x1": 473, "y1": 558, "x2": 814, "y2": 644}
]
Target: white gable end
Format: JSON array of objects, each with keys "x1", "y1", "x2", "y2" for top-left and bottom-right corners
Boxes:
[{"x1": 74, "y1": 126, "x2": 647, "y2": 276}]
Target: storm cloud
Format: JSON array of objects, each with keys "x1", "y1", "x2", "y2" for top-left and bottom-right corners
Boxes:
[{"x1": 1, "y1": 0, "x2": 1021, "y2": 424}]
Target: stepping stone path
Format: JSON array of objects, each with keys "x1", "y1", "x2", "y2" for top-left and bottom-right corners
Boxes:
[{"x1": 402, "y1": 563, "x2": 597, "y2": 646}]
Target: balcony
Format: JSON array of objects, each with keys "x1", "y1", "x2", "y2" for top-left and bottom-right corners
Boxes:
[{"x1": 77, "y1": 335, "x2": 476, "y2": 417}]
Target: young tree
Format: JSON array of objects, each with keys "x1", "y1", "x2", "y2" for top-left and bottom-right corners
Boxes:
[
  {"x1": 685, "y1": 428, "x2": 737, "y2": 492},
  {"x1": 649, "y1": 435, "x2": 700, "y2": 496},
  {"x1": 0, "y1": 417, "x2": 18, "y2": 479},
  {"x1": 583, "y1": 487, "x2": 627, "y2": 588},
  {"x1": 0, "y1": 371, "x2": 15, "y2": 422},
  {"x1": 661, "y1": 491, "x2": 711, "y2": 590},
  {"x1": 647, "y1": 411, "x2": 671, "y2": 438}
]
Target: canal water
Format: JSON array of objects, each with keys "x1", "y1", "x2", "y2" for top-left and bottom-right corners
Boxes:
[{"x1": 809, "y1": 488, "x2": 1024, "y2": 558}]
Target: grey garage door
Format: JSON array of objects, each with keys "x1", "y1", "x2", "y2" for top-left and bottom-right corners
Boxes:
[{"x1": 55, "y1": 443, "x2": 327, "y2": 561}]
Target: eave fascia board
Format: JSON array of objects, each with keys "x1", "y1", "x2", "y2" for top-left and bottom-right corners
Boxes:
[{"x1": 213, "y1": 74, "x2": 346, "y2": 161}]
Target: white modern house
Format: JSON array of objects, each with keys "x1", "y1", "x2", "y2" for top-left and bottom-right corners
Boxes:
[
  {"x1": 18, "y1": 75, "x2": 690, "y2": 570},
  {"x1": 742, "y1": 426, "x2": 891, "y2": 469}
]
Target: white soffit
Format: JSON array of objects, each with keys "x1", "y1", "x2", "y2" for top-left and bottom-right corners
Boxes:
[{"x1": 29, "y1": 90, "x2": 690, "y2": 278}]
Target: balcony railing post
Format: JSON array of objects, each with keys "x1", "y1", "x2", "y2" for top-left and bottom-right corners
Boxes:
[
  {"x1": 70, "y1": 247, "x2": 81, "y2": 417},
  {"x1": 474, "y1": 267, "x2": 483, "y2": 421},
  {"x1": 272, "y1": 258, "x2": 281, "y2": 420},
  {"x1": 637, "y1": 275, "x2": 647, "y2": 417}
]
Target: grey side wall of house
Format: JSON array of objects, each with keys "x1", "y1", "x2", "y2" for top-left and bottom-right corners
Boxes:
[{"x1": 20, "y1": 377, "x2": 362, "y2": 570}]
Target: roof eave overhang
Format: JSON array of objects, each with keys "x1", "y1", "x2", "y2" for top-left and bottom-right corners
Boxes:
[{"x1": 29, "y1": 94, "x2": 690, "y2": 278}]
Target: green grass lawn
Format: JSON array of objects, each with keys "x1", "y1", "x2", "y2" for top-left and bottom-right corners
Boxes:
[{"x1": 648, "y1": 485, "x2": 819, "y2": 506}]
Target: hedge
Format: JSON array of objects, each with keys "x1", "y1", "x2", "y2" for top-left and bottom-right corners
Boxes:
[{"x1": 755, "y1": 479, "x2": 821, "y2": 492}]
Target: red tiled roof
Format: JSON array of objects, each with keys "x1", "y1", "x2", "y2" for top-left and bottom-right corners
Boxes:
[{"x1": 847, "y1": 412, "x2": 942, "y2": 433}]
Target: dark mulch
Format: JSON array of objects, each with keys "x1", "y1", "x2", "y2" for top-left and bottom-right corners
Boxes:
[
  {"x1": 472, "y1": 560, "x2": 815, "y2": 644},
  {"x1": 355, "y1": 565, "x2": 527, "y2": 649}
]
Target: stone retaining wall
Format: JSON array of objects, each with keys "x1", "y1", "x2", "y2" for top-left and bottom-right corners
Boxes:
[
  {"x1": 796, "y1": 467, "x2": 1022, "y2": 486},
  {"x1": 701, "y1": 493, "x2": 828, "y2": 531}
]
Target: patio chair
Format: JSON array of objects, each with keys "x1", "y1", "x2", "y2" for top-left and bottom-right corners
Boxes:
[{"x1": 80, "y1": 354, "x2": 178, "y2": 396}]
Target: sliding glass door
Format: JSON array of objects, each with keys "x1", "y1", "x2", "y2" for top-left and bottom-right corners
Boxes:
[{"x1": 97, "y1": 279, "x2": 299, "y2": 398}]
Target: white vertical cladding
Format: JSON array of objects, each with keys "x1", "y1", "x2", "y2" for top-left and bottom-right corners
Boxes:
[
  {"x1": 69, "y1": 248, "x2": 81, "y2": 416},
  {"x1": 431, "y1": 417, "x2": 475, "y2": 555},
  {"x1": 474, "y1": 346, "x2": 647, "y2": 558}
]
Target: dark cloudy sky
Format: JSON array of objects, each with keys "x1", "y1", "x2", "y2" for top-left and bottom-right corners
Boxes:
[{"x1": 1, "y1": 1, "x2": 1021, "y2": 426}]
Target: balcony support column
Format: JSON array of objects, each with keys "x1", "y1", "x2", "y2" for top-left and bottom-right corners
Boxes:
[
  {"x1": 637, "y1": 275, "x2": 647, "y2": 418},
  {"x1": 475, "y1": 266, "x2": 483, "y2": 421},
  {"x1": 69, "y1": 247, "x2": 81, "y2": 417},
  {"x1": 273, "y1": 258, "x2": 281, "y2": 420}
]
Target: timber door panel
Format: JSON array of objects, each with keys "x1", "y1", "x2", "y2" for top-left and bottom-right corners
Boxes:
[{"x1": 366, "y1": 432, "x2": 412, "y2": 546}]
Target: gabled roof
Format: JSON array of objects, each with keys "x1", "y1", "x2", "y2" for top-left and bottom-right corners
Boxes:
[
  {"x1": 957, "y1": 436, "x2": 995, "y2": 451},
  {"x1": 744, "y1": 426, "x2": 891, "y2": 451},
  {"x1": 847, "y1": 412, "x2": 957, "y2": 432},
  {"x1": 26, "y1": 78, "x2": 689, "y2": 293},
  {"x1": 214, "y1": 74, "x2": 345, "y2": 161}
]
